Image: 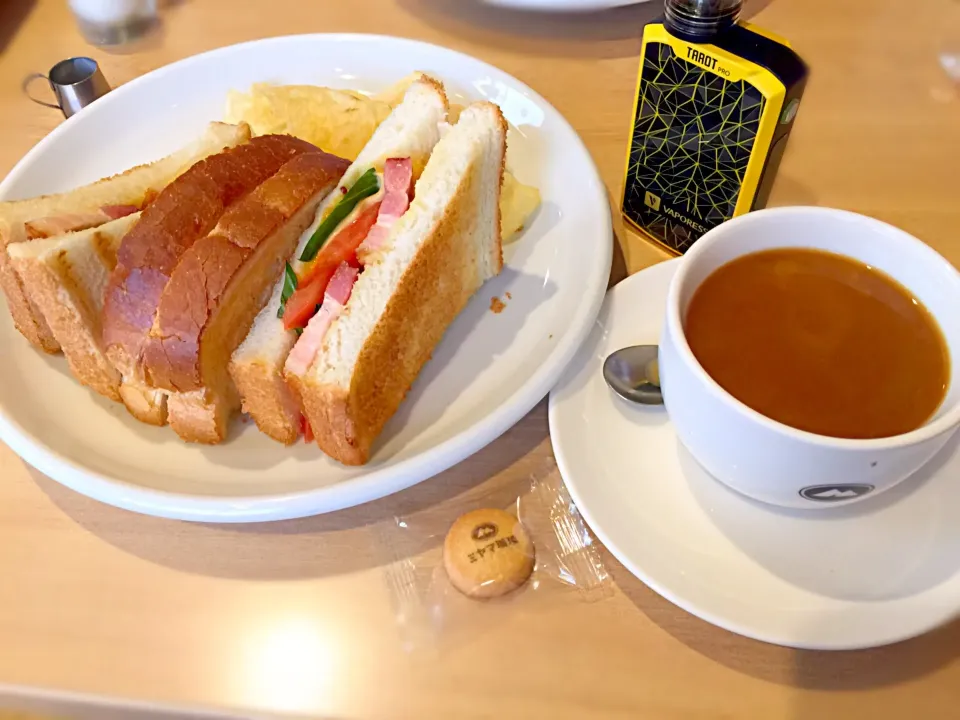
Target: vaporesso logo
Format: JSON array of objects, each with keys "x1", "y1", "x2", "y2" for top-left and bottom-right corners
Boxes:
[
  {"x1": 643, "y1": 190, "x2": 707, "y2": 233},
  {"x1": 799, "y1": 484, "x2": 875, "y2": 502},
  {"x1": 662, "y1": 205, "x2": 707, "y2": 234}
]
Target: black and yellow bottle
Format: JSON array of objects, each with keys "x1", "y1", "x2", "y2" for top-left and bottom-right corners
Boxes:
[{"x1": 622, "y1": 0, "x2": 808, "y2": 254}]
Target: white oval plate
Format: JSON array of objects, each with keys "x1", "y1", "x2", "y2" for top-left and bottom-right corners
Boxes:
[
  {"x1": 0, "y1": 35, "x2": 611, "y2": 522},
  {"x1": 550, "y1": 260, "x2": 960, "y2": 650}
]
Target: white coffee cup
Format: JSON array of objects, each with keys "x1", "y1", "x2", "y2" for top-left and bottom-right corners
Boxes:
[{"x1": 659, "y1": 206, "x2": 960, "y2": 508}]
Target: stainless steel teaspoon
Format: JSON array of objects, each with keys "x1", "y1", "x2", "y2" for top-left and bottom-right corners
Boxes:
[{"x1": 602, "y1": 344, "x2": 663, "y2": 405}]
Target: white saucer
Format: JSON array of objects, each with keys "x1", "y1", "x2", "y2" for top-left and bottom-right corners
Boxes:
[{"x1": 548, "y1": 259, "x2": 960, "y2": 650}]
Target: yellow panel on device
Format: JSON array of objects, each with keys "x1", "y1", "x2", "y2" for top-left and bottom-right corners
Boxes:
[{"x1": 621, "y1": 0, "x2": 808, "y2": 255}]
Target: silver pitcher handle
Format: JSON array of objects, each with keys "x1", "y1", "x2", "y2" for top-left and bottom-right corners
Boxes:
[{"x1": 22, "y1": 73, "x2": 61, "y2": 109}]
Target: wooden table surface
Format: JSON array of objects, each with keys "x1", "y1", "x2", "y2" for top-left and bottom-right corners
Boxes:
[{"x1": 1, "y1": 0, "x2": 959, "y2": 718}]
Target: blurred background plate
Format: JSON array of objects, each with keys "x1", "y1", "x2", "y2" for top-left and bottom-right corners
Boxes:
[{"x1": 481, "y1": 0, "x2": 649, "y2": 10}]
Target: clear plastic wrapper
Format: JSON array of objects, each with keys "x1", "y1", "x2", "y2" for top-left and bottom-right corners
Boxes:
[{"x1": 379, "y1": 464, "x2": 612, "y2": 651}]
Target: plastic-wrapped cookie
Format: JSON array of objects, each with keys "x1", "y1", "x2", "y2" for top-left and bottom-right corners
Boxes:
[{"x1": 443, "y1": 508, "x2": 535, "y2": 598}]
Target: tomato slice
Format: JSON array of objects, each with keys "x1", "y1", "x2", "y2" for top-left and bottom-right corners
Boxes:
[
  {"x1": 282, "y1": 200, "x2": 381, "y2": 331},
  {"x1": 282, "y1": 273, "x2": 328, "y2": 330},
  {"x1": 305, "y1": 200, "x2": 381, "y2": 279}
]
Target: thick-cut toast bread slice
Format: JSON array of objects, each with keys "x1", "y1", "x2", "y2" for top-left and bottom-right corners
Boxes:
[
  {"x1": 230, "y1": 76, "x2": 449, "y2": 444},
  {"x1": 148, "y1": 150, "x2": 350, "y2": 443},
  {"x1": 288, "y1": 102, "x2": 506, "y2": 464},
  {"x1": 101, "y1": 134, "x2": 319, "y2": 427},
  {"x1": 0, "y1": 122, "x2": 251, "y2": 353},
  {"x1": 8, "y1": 214, "x2": 140, "y2": 401}
]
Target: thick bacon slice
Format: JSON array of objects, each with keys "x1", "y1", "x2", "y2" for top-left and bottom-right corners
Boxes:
[
  {"x1": 323, "y1": 260, "x2": 358, "y2": 305},
  {"x1": 359, "y1": 157, "x2": 413, "y2": 254},
  {"x1": 285, "y1": 262, "x2": 359, "y2": 376},
  {"x1": 25, "y1": 212, "x2": 107, "y2": 239},
  {"x1": 24, "y1": 204, "x2": 141, "y2": 239},
  {"x1": 100, "y1": 204, "x2": 140, "y2": 220}
]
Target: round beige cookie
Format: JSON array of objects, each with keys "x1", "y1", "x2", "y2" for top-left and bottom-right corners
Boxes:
[{"x1": 443, "y1": 508, "x2": 536, "y2": 599}]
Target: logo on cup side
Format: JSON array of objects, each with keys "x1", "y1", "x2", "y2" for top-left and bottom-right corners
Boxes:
[{"x1": 799, "y1": 484, "x2": 875, "y2": 502}]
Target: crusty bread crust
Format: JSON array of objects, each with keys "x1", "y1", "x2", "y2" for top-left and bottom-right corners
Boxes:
[
  {"x1": 9, "y1": 257, "x2": 114, "y2": 389},
  {"x1": 288, "y1": 378, "x2": 354, "y2": 459},
  {"x1": 298, "y1": 104, "x2": 507, "y2": 464},
  {"x1": 167, "y1": 388, "x2": 237, "y2": 445},
  {"x1": 162, "y1": 162, "x2": 348, "y2": 445},
  {"x1": 232, "y1": 359, "x2": 302, "y2": 444},
  {"x1": 8, "y1": 214, "x2": 139, "y2": 401},
  {"x1": 0, "y1": 246, "x2": 58, "y2": 352},
  {"x1": 119, "y1": 384, "x2": 167, "y2": 426},
  {"x1": 1, "y1": 122, "x2": 251, "y2": 354}
]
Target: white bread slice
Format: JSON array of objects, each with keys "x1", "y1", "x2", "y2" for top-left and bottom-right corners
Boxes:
[
  {"x1": 287, "y1": 101, "x2": 507, "y2": 464},
  {"x1": 230, "y1": 76, "x2": 449, "y2": 444},
  {"x1": 0, "y1": 122, "x2": 252, "y2": 354},
  {"x1": 8, "y1": 214, "x2": 140, "y2": 401},
  {"x1": 163, "y1": 157, "x2": 346, "y2": 444}
]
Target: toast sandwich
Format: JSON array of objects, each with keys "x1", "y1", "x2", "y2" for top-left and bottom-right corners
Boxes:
[
  {"x1": 234, "y1": 75, "x2": 506, "y2": 464},
  {"x1": 231, "y1": 76, "x2": 450, "y2": 446},
  {"x1": 290, "y1": 102, "x2": 506, "y2": 464},
  {"x1": 101, "y1": 135, "x2": 351, "y2": 441}
]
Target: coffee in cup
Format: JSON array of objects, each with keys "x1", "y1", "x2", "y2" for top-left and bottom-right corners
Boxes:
[{"x1": 659, "y1": 206, "x2": 960, "y2": 508}]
